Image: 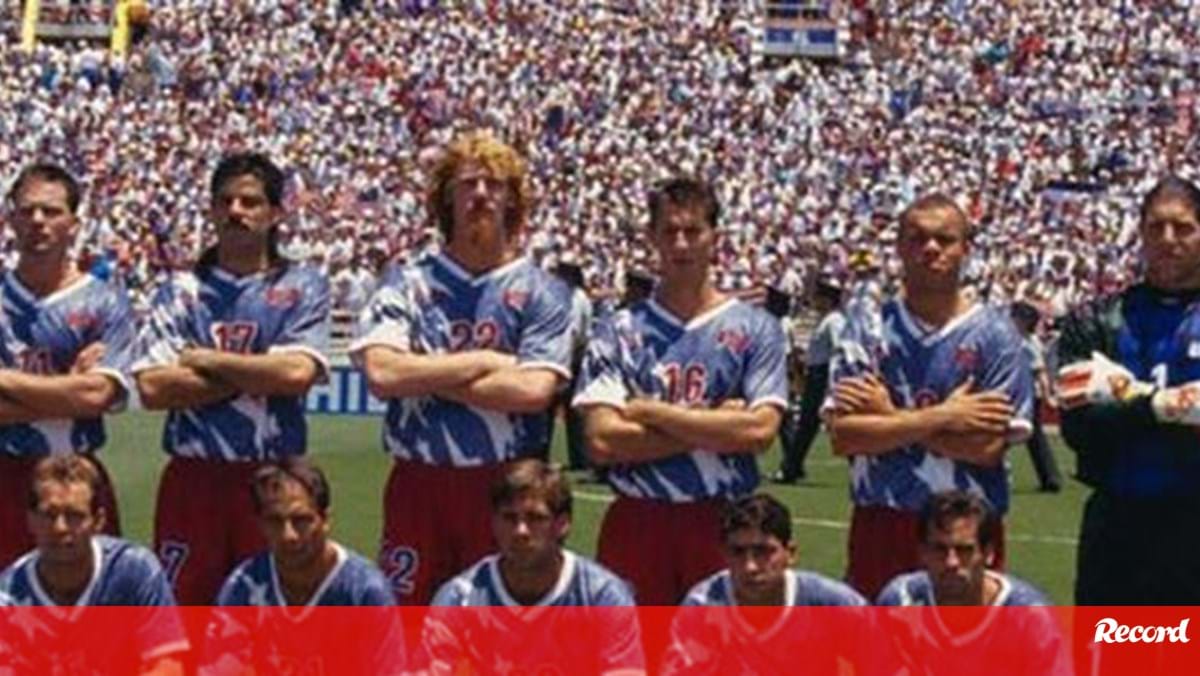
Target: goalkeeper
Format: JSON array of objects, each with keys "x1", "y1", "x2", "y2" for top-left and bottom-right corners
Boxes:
[{"x1": 1056, "y1": 176, "x2": 1200, "y2": 604}]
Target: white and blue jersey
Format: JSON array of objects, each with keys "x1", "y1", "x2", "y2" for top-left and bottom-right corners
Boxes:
[
  {"x1": 350, "y1": 254, "x2": 573, "y2": 466},
  {"x1": 0, "y1": 271, "x2": 135, "y2": 456},
  {"x1": 573, "y1": 298, "x2": 788, "y2": 502},
  {"x1": 876, "y1": 570, "x2": 1050, "y2": 607},
  {"x1": 422, "y1": 551, "x2": 643, "y2": 674},
  {"x1": 829, "y1": 300, "x2": 1034, "y2": 513},
  {"x1": 683, "y1": 569, "x2": 867, "y2": 607},
  {"x1": 206, "y1": 543, "x2": 405, "y2": 674},
  {"x1": 130, "y1": 262, "x2": 330, "y2": 461},
  {"x1": 0, "y1": 536, "x2": 188, "y2": 670}
]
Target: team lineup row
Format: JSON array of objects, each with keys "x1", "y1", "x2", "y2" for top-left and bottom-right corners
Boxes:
[{"x1": 0, "y1": 129, "x2": 1197, "y2": 663}]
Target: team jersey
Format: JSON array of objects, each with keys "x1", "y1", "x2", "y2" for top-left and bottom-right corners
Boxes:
[
  {"x1": 422, "y1": 551, "x2": 643, "y2": 674},
  {"x1": 875, "y1": 571, "x2": 1069, "y2": 675},
  {"x1": 573, "y1": 298, "x2": 788, "y2": 502},
  {"x1": 0, "y1": 536, "x2": 188, "y2": 672},
  {"x1": 829, "y1": 299, "x2": 1034, "y2": 513},
  {"x1": 664, "y1": 570, "x2": 871, "y2": 676},
  {"x1": 350, "y1": 254, "x2": 573, "y2": 466},
  {"x1": 206, "y1": 543, "x2": 405, "y2": 674},
  {"x1": 0, "y1": 271, "x2": 135, "y2": 456},
  {"x1": 1058, "y1": 285, "x2": 1200, "y2": 498},
  {"x1": 130, "y1": 262, "x2": 330, "y2": 461}
]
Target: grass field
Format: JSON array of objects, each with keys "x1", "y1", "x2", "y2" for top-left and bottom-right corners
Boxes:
[{"x1": 102, "y1": 413, "x2": 1086, "y2": 603}]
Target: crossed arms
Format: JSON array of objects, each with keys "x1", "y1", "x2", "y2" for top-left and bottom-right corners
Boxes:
[
  {"x1": 137, "y1": 348, "x2": 323, "y2": 410},
  {"x1": 0, "y1": 342, "x2": 124, "y2": 423}
]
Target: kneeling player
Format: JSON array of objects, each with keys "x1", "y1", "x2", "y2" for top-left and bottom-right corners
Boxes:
[
  {"x1": 420, "y1": 459, "x2": 644, "y2": 675},
  {"x1": 662, "y1": 494, "x2": 869, "y2": 675},
  {"x1": 876, "y1": 491, "x2": 1068, "y2": 675},
  {"x1": 204, "y1": 459, "x2": 405, "y2": 673},
  {"x1": 0, "y1": 455, "x2": 188, "y2": 674}
]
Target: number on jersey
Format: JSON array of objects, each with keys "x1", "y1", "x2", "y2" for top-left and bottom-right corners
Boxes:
[
  {"x1": 18, "y1": 348, "x2": 54, "y2": 375},
  {"x1": 661, "y1": 363, "x2": 708, "y2": 405},
  {"x1": 211, "y1": 321, "x2": 259, "y2": 354},
  {"x1": 448, "y1": 319, "x2": 500, "y2": 352}
]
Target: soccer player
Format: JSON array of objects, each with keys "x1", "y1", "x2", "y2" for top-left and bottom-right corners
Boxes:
[
  {"x1": 420, "y1": 459, "x2": 643, "y2": 674},
  {"x1": 876, "y1": 491, "x2": 1068, "y2": 675},
  {"x1": 352, "y1": 131, "x2": 573, "y2": 604},
  {"x1": 0, "y1": 455, "x2": 188, "y2": 674},
  {"x1": 0, "y1": 163, "x2": 135, "y2": 569},
  {"x1": 1057, "y1": 176, "x2": 1200, "y2": 604},
  {"x1": 662, "y1": 493, "x2": 867, "y2": 675},
  {"x1": 573, "y1": 176, "x2": 788, "y2": 605},
  {"x1": 205, "y1": 458, "x2": 404, "y2": 673},
  {"x1": 131, "y1": 152, "x2": 330, "y2": 605},
  {"x1": 826, "y1": 194, "x2": 1033, "y2": 600}
]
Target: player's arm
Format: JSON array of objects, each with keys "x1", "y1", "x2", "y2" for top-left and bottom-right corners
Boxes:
[
  {"x1": 135, "y1": 365, "x2": 238, "y2": 410},
  {"x1": 438, "y1": 365, "x2": 564, "y2": 413},
  {"x1": 359, "y1": 345, "x2": 517, "y2": 399},
  {"x1": 177, "y1": 348, "x2": 321, "y2": 397},
  {"x1": 624, "y1": 398, "x2": 783, "y2": 455},
  {"x1": 581, "y1": 404, "x2": 694, "y2": 466},
  {"x1": 0, "y1": 369, "x2": 122, "y2": 419},
  {"x1": 923, "y1": 432, "x2": 1008, "y2": 468},
  {"x1": 0, "y1": 393, "x2": 47, "y2": 425}
]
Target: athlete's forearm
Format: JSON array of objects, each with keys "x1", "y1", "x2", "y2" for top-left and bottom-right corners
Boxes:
[
  {"x1": 0, "y1": 369, "x2": 121, "y2": 419},
  {"x1": 582, "y1": 406, "x2": 692, "y2": 466},
  {"x1": 625, "y1": 399, "x2": 782, "y2": 455},
  {"x1": 439, "y1": 367, "x2": 561, "y2": 413},
  {"x1": 183, "y1": 350, "x2": 320, "y2": 397},
  {"x1": 923, "y1": 431, "x2": 1008, "y2": 468},
  {"x1": 135, "y1": 366, "x2": 238, "y2": 410},
  {"x1": 828, "y1": 407, "x2": 947, "y2": 457},
  {"x1": 360, "y1": 346, "x2": 514, "y2": 399},
  {"x1": 0, "y1": 391, "x2": 47, "y2": 424}
]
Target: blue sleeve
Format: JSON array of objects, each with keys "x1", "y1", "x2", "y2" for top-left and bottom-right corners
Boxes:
[
  {"x1": 874, "y1": 578, "x2": 905, "y2": 606},
  {"x1": 128, "y1": 550, "x2": 190, "y2": 662},
  {"x1": 349, "y1": 271, "x2": 423, "y2": 363},
  {"x1": 268, "y1": 269, "x2": 331, "y2": 378},
  {"x1": 516, "y1": 278, "x2": 573, "y2": 378},
  {"x1": 95, "y1": 284, "x2": 138, "y2": 408},
  {"x1": 823, "y1": 310, "x2": 878, "y2": 411},
  {"x1": 129, "y1": 280, "x2": 199, "y2": 372},
  {"x1": 980, "y1": 319, "x2": 1036, "y2": 440},
  {"x1": 571, "y1": 315, "x2": 633, "y2": 409},
  {"x1": 743, "y1": 313, "x2": 789, "y2": 410}
]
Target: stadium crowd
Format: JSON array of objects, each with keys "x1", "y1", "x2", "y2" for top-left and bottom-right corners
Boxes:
[{"x1": 1, "y1": 0, "x2": 1198, "y2": 319}]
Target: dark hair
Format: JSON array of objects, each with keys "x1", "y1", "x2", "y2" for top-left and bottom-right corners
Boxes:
[
  {"x1": 647, "y1": 176, "x2": 720, "y2": 230},
  {"x1": 27, "y1": 454, "x2": 103, "y2": 513},
  {"x1": 490, "y1": 459, "x2": 572, "y2": 518},
  {"x1": 720, "y1": 493, "x2": 792, "y2": 545},
  {"x1": 918, "y1": 491, "x2": 999, "y2": 551},
  {"x1": 200, "y1": 152, "x2": 287, "y2": 268},
  {"x1": 250, "y1": 458, "x2": 332, "y2": 516},
  {"x1": 899, "y1": 193, "x2": 971, "y2": 240},
  {"x1": 1141, "y1": 175, "x2": 1200, "y2": 224},
  {"x1": 9, "y1": 163, "x2": 82, "y2": 214}
]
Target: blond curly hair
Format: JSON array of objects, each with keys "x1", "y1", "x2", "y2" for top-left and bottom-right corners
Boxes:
[{"x1": 428, "y1": 130, "x2": 530, "y2": 242}]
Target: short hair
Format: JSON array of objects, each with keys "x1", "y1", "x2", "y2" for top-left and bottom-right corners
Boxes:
[
  {"x1": 1141, "y1": 175, "x2": 1200, "y2": 224},
  {"x1": 918, "y1": 491, "x2": 1000, "y2": 551},
  {"x1": 720, "y1": 493, "x2": 792, "y2": 545},
  {"x1": 250, "y1": 458, "x2": 332, "y2": 516},
  {"x1": 27, "y1": 454, "x2": 102, "y2": 512},
  {"x1": 8, "y1": 163, "x2": 82, "y2": 214},
  {"x1": 489, "y1": 459, "x2": 572, "y2": 518},
  {"x1": 898, "y1": 193, "x2": 971, "y2": 240},
  {"x1": 427, "y1": 130, "x2": 530, "y2": 243},
  {"x1": 211, "y1": 152, "x2": 286, "y2": 207},
  {"x1": 647, "y1": 176, "x2": 720, "y2": 230}
]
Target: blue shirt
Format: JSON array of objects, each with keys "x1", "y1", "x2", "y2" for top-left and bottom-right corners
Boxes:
[
  {"x1": 130, "y1": 262, "x2": 330, "y2": 461},
  {"x1": 573, "y1": 298, "x2": 788, "y2": 502}
]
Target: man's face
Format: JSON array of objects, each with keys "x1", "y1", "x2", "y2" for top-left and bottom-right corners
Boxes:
[
  {"x1": 1141, "y1": 196, "x2": 1200, "y2": 292},
  {"x1": 27, "y1": 480, "x2": 102, "y2": 567},
  {"x1": 897, "y1": 208, "x2": 969, "y2": 294},
  {"x1": 212, "y1": 173, "x2": 278, "y2": 244},
  {"x1": 10, "y1": 178, "x2": 78, "y2": 262},
  {"x1": 651, "y1": 202, "x2": 715, "y2": 282},
  {"x1": 920, "y1": 516, "x2": 993, "y2": 605},
  {"x1": 492, "y1": 494, "x2": 568, "y2": 571},
  {"x1": 449, "y1": 161, "x2": 514, "y2": 252},
  {"x1": 724, "y1": 527, "x2": 794, "y2": 605},
  {"x1": 257, "y1": 479, "x2": 330, "y2": 574}
]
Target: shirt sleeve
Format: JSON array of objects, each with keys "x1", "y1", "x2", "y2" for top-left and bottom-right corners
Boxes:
[
  {"x1": 571, "y1": 315, "x2": 632, "y2": 410},
  {"x1": 821, "y1": 309, "x2": 877, "y2": 414},
  {"x1": 978, "y1": 318, "x2": 1036, "y2": 442},
  {"x1": 92, "y1": 284, "x2": 138, "y2": 411},
  {"x1": 742, "y1": 312, "x2": 789, "y2": 411},
  {"x1": 129, "y1": 550, "x2": 191, "y2": 663},
  {"x1": 515, "y1": 279, "x2": 573, "y2": 379},
  {"x1": 347, "y1": 274, "x2": 421, "y2": 367},
  {"x1": 128, "y1": 281, "x2": 197, "y2": 375},
  {"x1": 267, "y1": 270, "x2": 332, "y2": 382}
]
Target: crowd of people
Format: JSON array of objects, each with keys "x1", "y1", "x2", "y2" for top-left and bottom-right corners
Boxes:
[{"x1": 1, "y1": 1, "x2": 1198, "y2": 319}]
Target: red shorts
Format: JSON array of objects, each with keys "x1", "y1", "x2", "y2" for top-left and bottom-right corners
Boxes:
[
  {"x1": 597, "y1": 496, "x2": 726, "y2": 606},
  {"x1": 378, "y1": 458, "x2": 509, "y2": 605},
  {"x1": 0, "y1": 453, "x2": 121, "y2": 569},
  {"x1": 153, "y1": 457, "x2": 266, "y2": 605},
  {"x1": 847, "y1": 505, "x2": 1007, "y2": 601}
]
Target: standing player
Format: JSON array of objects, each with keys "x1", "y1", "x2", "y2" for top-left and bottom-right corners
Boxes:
[
  {"x1": 420, "y1": 460, "x2": 643, "y2": 674},
  {"x1": 827, "y1": 194, "x2": 1033, "y2": 599},
  {"x1": 662, "y1": 494, "x2": 868, "y2": 675},
  {"x1": 0, "y1": 455, "x2": 188, "y2": 674},
  {"x1": 876, "y1": 491, "x2": 1068, "y2": 676},
  {"x1": 131, "y1": 152, "x2": 330, "y2": 605},
  {"x1": 352, "y1": 131, "x2": 573, "y2": 604},
  {"x1": 1057, "y1": 176, "x2": 1200, "y2": 604},
  {"x1": 573, "y1": 177, "x2": 788, "y2": 605},
  {"x1": 0, "y1": 163, "x2": 135, "y2": 569},
  {"x1": 205, "y1": 458, "x2": 404, "y2": 673}
]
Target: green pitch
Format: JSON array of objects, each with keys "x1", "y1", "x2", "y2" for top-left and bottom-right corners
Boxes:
[{"x1": 103, "y1": 413, "x2": 1086, "y2": 603}]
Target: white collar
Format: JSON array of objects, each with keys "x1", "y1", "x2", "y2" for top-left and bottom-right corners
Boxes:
[
  {"x1": 269, "y1": 543, "x2": 348, "y2": 622},
  {"x1": 29, "y1": 537, "x2": 104, "y2": 620}
]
